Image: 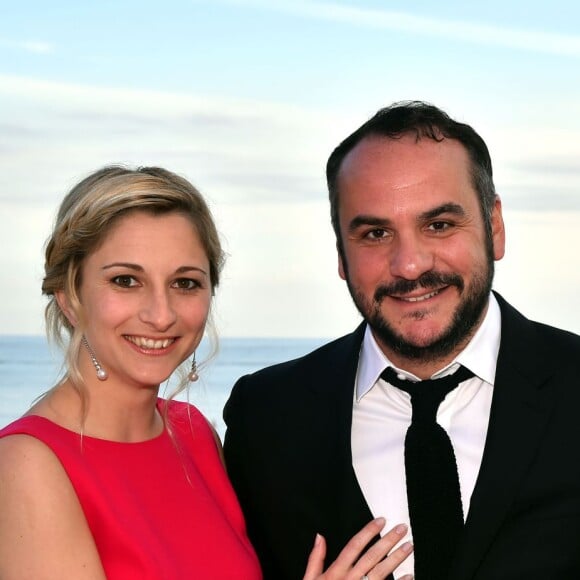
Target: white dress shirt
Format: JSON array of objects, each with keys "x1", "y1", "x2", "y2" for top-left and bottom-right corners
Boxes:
[{"x1": 351, "y1": 294, "x2": 502, "y2": 579}]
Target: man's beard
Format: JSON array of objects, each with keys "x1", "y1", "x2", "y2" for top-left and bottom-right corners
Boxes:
[{"x1": 346, "y1": 259, "x2": 494, "y2": 364}]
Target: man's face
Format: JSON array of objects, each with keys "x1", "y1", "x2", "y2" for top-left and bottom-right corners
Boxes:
[{"x1": 337, "y1": 135, "x2": 505, "y2": 369}]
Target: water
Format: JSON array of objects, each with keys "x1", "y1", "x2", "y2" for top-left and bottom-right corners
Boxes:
[{"x1": 0, "y1": 335, "x2": 327, "y2": 438}]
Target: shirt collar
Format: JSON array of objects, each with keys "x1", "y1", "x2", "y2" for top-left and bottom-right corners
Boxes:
[{"x1": 355, "y1": 293, "x2": 502, "y2": 401}]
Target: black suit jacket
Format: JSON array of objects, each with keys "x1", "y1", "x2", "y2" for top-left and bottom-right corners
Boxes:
[{"x1": 223, "y1": 294, "x2": 580, "y2": 579}]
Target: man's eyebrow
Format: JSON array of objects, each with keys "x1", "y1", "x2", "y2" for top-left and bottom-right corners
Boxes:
[
  {"x1": 420, "y1": 203, "x2": 465, "y2": 221},
  {"x1": 347, "y1": 203, "x2": 466, "y2": 232},
  {"x1": 348, "y1": 215, "x2": 391, "y2": 232}
]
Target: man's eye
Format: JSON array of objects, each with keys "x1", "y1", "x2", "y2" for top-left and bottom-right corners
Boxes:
[
  {"x1": 428, "y1": 221, "x2": 451, "y2": 231},
  {"x1": 366, "y1": 229, "x2": 388, "y2": 240},
  {"x1": 112, "y1": 275, "x2": 137, "y2": 287}
]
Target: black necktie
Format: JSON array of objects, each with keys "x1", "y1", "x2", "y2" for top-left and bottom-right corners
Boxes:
[{"x1": 381, "y1": 365, "x2": 475, "y2": 580}]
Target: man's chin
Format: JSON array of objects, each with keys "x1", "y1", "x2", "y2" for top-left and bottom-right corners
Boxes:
[
  {"x1": 384, "y1": 319, "x2": 449, "y2": 346},
  {"x1": 371, "y1": 320, "x2": 465, "y2": 362},
  {"x1": 408, "y1": 325, "x2": 453, "y2": 346}
]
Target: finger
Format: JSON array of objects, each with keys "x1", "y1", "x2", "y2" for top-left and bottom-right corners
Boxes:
[
  {"x1": 350, "y1": 523, "x2": 409, "y2": 576},
  {"x1": 398, "y1": 575, "x2": 414, "y2": 580},
  {"x1": 324, "y1": 518, "x2": 386, "y2": 576},
  {"x1": 302, "y1": 533, "x2": 326, "y2": 580},
  {"x1": 371, "y1": 540, "x2": 413, "y2": 579}
]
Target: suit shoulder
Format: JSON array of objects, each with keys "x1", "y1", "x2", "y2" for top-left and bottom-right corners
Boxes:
[
  {"x1": 496, "y1": 293, "x2": 580, "y2": 359},
  {"x1": 224, "y1": 326, "x2": 364, "y2": 417},
  {"x1": 240, "y1": 329, "x2": 362, "y2": 385},
  {"x1": 529, "y1": 319, "x2": 580, "y2": 355}
]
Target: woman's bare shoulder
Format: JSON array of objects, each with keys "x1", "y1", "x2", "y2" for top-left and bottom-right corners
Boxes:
[
  {"x1": 0, "y1": 430, "x2": 60, "y2": 478},
  {"x1": 0, "y1": 433, "x2": 107, "y2": 580}
]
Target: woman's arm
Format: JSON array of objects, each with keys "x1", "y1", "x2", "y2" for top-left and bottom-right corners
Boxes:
[{"x1": 0, "y1": 434, "x2": 107, "y2": 580}]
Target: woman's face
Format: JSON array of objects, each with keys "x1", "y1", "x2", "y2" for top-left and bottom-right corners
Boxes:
[{"x1": 63, "y1": 210, "x2": 212, "y2": 390}]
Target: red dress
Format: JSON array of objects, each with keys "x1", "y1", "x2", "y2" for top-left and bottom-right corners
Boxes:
[{"x1": 0, "y1": 399, "x2": 262, "y2": 579}]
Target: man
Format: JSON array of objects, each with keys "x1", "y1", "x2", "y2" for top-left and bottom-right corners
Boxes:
[{"x1": 223, "y1": 101, "x2": 580, "y2": 579}]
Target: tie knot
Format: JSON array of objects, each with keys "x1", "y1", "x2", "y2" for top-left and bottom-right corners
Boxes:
[{"x1": 381, "y1": 365, "x2": 475, "y2": 422}]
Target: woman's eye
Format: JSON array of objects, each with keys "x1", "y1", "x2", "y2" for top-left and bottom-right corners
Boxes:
[
  {"x1": 173, "y1": 278, "x2": 199, "y2": 290},
  {"x1": 112, "y1": 275, "x2": 137, "y2": 288}
]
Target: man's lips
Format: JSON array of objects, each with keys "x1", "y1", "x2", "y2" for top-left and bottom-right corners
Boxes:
[
  {"x1": 374, "y1": 272, "x2": 464, "y2": 303},
  {"x1": 392, "y1": 289, "x2": 443, "y2": 303}
]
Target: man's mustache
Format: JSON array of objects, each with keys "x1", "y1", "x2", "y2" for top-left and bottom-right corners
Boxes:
[{"x1": 374, "y1": 271, "x2": 464, "y2": 302}]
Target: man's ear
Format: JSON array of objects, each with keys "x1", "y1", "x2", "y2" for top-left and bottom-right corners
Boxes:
[
  {"x1": 55, "y1": 290, "x2": 78, "y2": 327},
  {"x1": 338, "y1": 244, "x2": 346, "y2": 281},
  {"x1": 491, "y1": 196, "x2": 506, "y2": 261}
]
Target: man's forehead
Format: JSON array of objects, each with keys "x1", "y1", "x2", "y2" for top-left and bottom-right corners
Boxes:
[{"x1": 338, "y1": 134, "x2": 470, "y2": 183}]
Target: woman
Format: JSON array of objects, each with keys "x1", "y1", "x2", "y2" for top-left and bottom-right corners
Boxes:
[{"x1": 0, "y1": 166, "x2": 412, "y2": 579}]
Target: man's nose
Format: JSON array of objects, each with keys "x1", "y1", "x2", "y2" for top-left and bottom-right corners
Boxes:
[{"x1": 389, "y1": 233, "x2": 434, "y2": 280}]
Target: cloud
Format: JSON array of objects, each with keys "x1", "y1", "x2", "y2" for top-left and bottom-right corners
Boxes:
[
  {"x1": 501, "y1": 186, "x2": 580, "y2": 212},
  {"x1": 212, "y1": 171, "x2": 322, "y2": 201},
  {"x1": 496, "y1": 156, "x2": 580, "y2": 211},
  {"x1": 1, "y1": 73, "x2": 579, "y2": 211},
  {"x1": 0, "y1": 39, "x2": 54, "y2": 54},
  {"x1": 223, "y1": 0, "x2": 580, "y2": 58},
  {"x1": 0, "y1": 74, "x2": 313, "y2": 122},
  {"x1": 0, "y1": 74, "x2": 337, "y2": 206},
  {"x1": 510, "y1": 157, "x2": 580, "y2": 178},
  {"x1": 19, "y1": 41, "x2": 54, "y2": 54}
]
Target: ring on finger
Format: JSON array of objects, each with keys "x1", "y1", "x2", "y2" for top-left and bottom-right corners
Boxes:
[{"x1": 361, "y1": 576, "x2": 370, "y2": 580}]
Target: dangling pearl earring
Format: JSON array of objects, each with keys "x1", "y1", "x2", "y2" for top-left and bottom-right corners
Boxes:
[
  {"x1": 82, "y1": 336, "x2": 108, "y2": 381},
  {"x1": 188, "y1": 353, "x2": 199, "y2": 382}
]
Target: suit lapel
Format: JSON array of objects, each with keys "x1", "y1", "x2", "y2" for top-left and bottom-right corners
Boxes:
[
  {"x1": 311, "y1": 323, "x2": 376, "y2": 545},
  {"x1": 449, "y1": 295, "x2": 559, "y2": 579}
]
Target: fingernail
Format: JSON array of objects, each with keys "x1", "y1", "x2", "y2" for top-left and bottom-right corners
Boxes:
[
  {"x1": 394, "y1": 523, "x2": 407, "y2": 535},
  {"x1": 401, "y1": 541, "x2": 413, "y2": 553},
  {"x1": 374, "y1": 517, "x2": 386, "y2": 527},
  {"x1": 314, "y1": 533, "x2": 323, "y2": 546}
]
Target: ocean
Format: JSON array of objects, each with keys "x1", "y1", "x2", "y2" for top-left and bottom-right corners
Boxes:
[{"x1": 0, "y1": 335, "x2": 327, "y2": 438}]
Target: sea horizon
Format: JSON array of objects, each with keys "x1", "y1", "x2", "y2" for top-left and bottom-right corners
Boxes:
[{"x1": 0, "y1": 334, "x2": 329, "y2": 437}]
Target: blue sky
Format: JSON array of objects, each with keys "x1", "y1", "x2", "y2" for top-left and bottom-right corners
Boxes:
[{"x1": 1, "y1": 0, "x2": 579, "y2": 336}]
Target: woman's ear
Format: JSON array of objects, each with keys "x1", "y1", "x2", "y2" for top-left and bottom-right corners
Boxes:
[{"x1": 55, "y1": 290, "x2": 78, "y2": 327}]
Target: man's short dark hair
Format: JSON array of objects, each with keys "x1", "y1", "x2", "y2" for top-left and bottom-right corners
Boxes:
[{"x1": 326, "y1": 101, "x2": 497, "y2": 253}]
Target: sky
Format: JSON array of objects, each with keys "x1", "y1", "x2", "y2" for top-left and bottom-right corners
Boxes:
[{"x1": 1, "y1": 0, "x2": 579, "y2": 338}]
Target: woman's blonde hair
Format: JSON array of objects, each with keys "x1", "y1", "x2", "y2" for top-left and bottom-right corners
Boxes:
[{"x1": 42, "y1": 165, "x2": 224, "y2": 399}]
